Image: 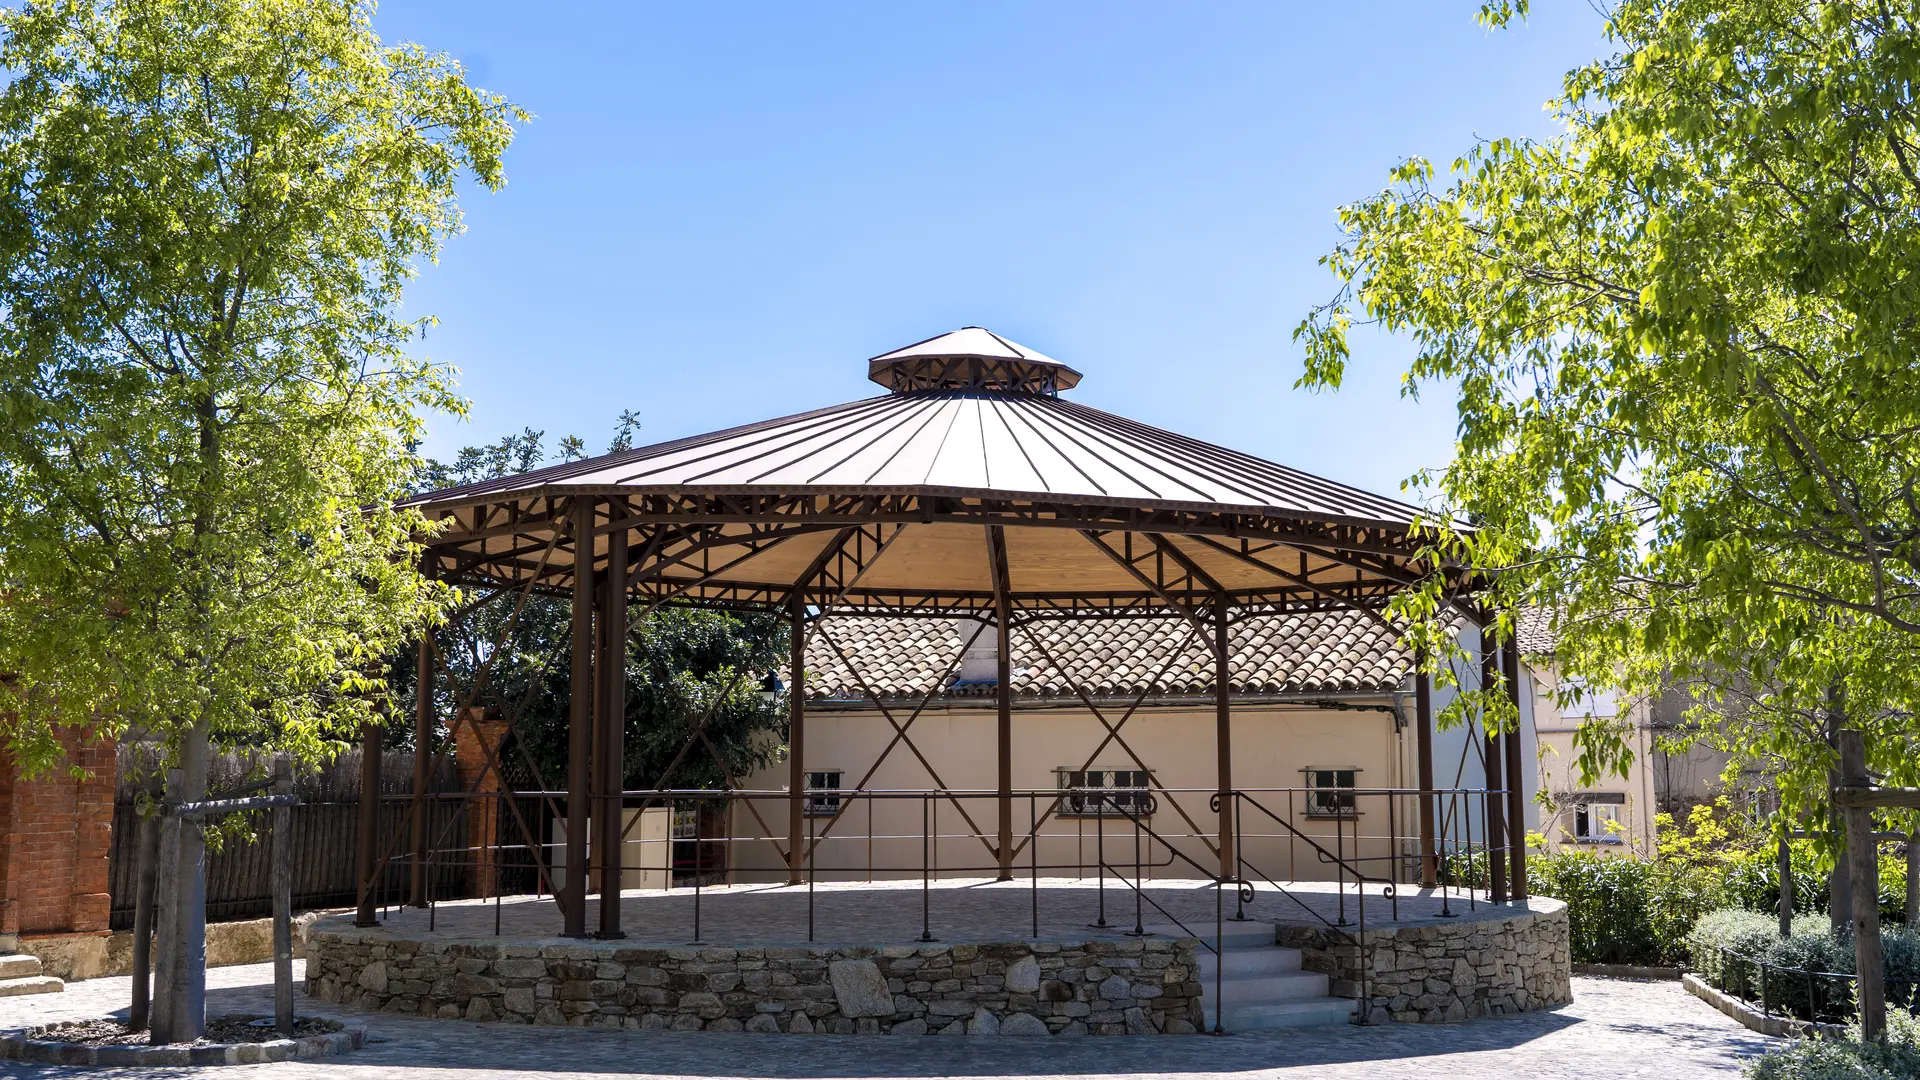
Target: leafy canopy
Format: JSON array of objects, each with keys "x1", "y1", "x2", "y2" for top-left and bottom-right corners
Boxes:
[
  {"x1": 394, "y1": 426, "x2": 788, "y2": 794},
  {"x1": 0, "y1": 0, "x2": 524, "y2": 773},
  {"x1": 1296, "y1": 0, "x2": 1920, "y2": 818}
]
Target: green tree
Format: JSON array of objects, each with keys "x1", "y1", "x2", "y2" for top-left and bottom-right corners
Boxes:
[
  {"x1": 0, "y1": 0, "x2": 521, "y2": 1038},
  {"x1": 399, "y1": 426, "x2": 787, "y2": 796},
  {"x1": 1295, "y1": 0, "x2": 1920, "y2": 827}
]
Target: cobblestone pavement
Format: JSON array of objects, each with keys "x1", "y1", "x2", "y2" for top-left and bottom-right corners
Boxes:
[
  {"x1": 342, "y1": 878, "x2": 1544, "y2": 948},
  {"x1": 0, "y1": 961, "x2": 1771, "y2": 1078}
]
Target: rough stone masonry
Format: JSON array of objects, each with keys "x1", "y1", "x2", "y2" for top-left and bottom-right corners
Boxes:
[
  {"x1": 1278, "y1": 899, "x2": 1572, "y2": 1024},
  {"x1": 306, "y1": 922, "x2": 1205, "y2": 1036}
]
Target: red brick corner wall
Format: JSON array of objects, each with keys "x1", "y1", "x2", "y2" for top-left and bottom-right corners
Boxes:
[
  {"x1": 0, "y1": 728, "x2": 116, "y2": 937},
  {"x1": 453, "y1": 708, "x2": 510, "y2": 898}
]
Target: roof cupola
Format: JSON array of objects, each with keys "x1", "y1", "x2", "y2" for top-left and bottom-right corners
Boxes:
[{"x1": 867, "y1": 327, "x2": 1083, "y2": 395}]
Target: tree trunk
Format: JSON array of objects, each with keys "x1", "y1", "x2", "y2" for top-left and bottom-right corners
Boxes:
[
  {"x1": 1826, "y1": 684, "x2": 1851, "y2": 937},
  {"x1": 1906, "y1": 823, "x2": 1918, "y2": 930},
  {"x1": 129, "y1": 812, "x2": 160, "y2": 1029},
  {"x1": 1778, "y1": 835, "x2": 1794, "y2": 939},
  {"x1": 151, "y1": 724, "x2": 210, "y2": 1043},
  {"x1": 1838, "y1": 730, "x2": 1885, "y2": 1044}
]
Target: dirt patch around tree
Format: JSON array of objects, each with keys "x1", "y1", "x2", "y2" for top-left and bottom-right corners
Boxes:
[
  {"x1": 35, "y1": 1015, "x2": 340, "y2": 1046},
  {"x1": 0, "y1": 1013, "x2": 363, "y2": 1066}
]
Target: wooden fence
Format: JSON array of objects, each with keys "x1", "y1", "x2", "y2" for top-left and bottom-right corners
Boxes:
[{"x1": 107, "y1": 747, "x2": 469, "y2": 929}]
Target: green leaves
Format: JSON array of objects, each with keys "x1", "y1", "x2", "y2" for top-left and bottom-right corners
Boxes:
[
  {"x1": 1300, "y1": 1, "x2": 1920, "y2": 815},
  {"x1": 0, "y1": 0, "x2": 522, "y2": 775}
]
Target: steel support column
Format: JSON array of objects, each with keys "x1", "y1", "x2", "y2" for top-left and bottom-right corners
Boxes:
[
  {"x1": 989, "y1": 526, "x2": 1014, "y2": 880},
  {"x1": 1481, "y1": 629, "x2": 1508, "y2": 903},
  {"x1": 1416, "y1": 657, "x2": 1437, "y2": 888},
  {"x1": 1501, "y1": 636, "x2": 1528, "y2": 901},
  {"x1": 408, "y1": 612, "x2": 433, "y2": 907},
  {"x1": 787, "y1": 596, "x2": 807, "y2": 886},
  {"x1": 353, "y1": 721, "x2": 383, "y2": 927},
  {"x1": 597, "y1": 524, "x2": 629, "y2": 938},
  {"x1": 1214, "y1": 599, "x2": 1234, "y2": 880},
  {"x1": 565, "y1": 498, "x2": 595, "y2": 937}
]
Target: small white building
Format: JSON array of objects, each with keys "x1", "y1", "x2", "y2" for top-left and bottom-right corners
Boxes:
[{"x1": 725, "y1": 611, "x2": 1543, "y2": 885}]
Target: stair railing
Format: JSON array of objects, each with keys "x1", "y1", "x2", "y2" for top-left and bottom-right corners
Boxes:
[
  {"x1": 1076, "y1": 791, "x2": 1246, "y2": 1033},
  {"x1": 1219, "y1": 790, "x2": 1380, "y2": 1024}
]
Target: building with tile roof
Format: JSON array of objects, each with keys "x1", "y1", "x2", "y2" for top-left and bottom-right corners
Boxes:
[
  {"x1": 800, "y1": 609, "x2": 1421, "y2": 705},
  {"x1": 726, "y1": 609, "x2": 1544, "y2": 885}
]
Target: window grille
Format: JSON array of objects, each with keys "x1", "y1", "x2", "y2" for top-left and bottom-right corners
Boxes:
[
  {"x1": 1057, "y1": 769, "x2": 1151, "y2": 817},
  {"x1": 805, "y1": 770, "x2": 843, "y2": 816},
  {"x1": 1303, "y1": 768, "x2": 1359, "y2": 818},
  {"x1": 671, "y1": 808, "x2": 699, "y2": 840}
]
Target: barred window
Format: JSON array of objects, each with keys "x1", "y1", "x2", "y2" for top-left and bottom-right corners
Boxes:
[
  {"x1": 1058, "y1": 769, "x2": 1151, "y2": 817},
  {"x1": 671, "y1": 808, "x2": 699, "y2": 840},
  {"x1": 805, "y1": 770, "x2": 842, "y2": 816},
  {"x1": 1303, "y1": 768, "x2": 1358, "y2": 818}
]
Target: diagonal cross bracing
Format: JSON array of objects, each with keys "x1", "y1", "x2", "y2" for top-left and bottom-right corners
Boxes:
[
  {"x1": 795, "y1": 617, "x2": 989, "y2": 853},
  {"x1": 810, "y1": 621, "x2": 1000, "y2": 862},
  {"x1": 1005, "y1": 616, "x2": 1220, "y2": 862}
]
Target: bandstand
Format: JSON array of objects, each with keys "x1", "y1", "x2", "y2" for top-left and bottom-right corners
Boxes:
[{"x1": 313, "y1": 328, "x2": 1569, "y2": 1033}]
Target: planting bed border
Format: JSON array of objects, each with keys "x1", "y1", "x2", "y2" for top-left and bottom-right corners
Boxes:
[
  {"x1": 1682, "y1": 974, "x2": 1846, "y2": 1039},
  {"x1": 0, "y1": 1019, "x2": 364, "y2": 1066}
]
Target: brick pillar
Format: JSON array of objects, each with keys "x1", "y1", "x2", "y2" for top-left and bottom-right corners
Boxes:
[
  {"x1": 0, "y1": 726, "x2": 116, "y2": 938},
  {"x1": 453, "y1": 709, "x2": 510, "y2": 898}
]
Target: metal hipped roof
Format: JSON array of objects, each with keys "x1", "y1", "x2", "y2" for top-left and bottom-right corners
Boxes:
[
  {"x1": 408, "y1": 329, "x2": 1465, "y2": 615},
  {"x1": 412, "y1": 383, "x2": 1421, "y2": 528}
]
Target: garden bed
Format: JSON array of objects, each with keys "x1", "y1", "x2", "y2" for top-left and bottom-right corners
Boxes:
[
  {"x1": 1685, "y1": 908, "x2": 1920, "y2": 1026},
  {"x1": 0, "y1": 1015, "x2": 363, "y2": 1066}
]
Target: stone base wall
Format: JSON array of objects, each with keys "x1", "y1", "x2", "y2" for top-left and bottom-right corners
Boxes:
[
  {"x1": 1276, "y1": 900, "x2": 1570, "y2": 1024},
  {"x1": 306, "y1": 921, "x2": 1204, "y2": 1035},
  {"x1": 26, "y1": 911, "x2": 331, "y2": 981}
]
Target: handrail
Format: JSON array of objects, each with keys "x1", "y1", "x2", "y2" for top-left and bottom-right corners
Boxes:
[
  {"x1": 1694, "y1": 941, "x2": 1920, "y2": 1025},
  {"x1": 1231, "y1": 790, "x2": 1394, "y2": 891},
  {"x1": 366, "y1": 781, "x2": 1520, "y2": 1033}
]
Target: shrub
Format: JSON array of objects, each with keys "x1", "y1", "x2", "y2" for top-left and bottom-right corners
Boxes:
[
  {"x1": 1745, "y1": 1008, "x2": 1920, "y2": 1080},
  {"x1": 1517, "y1": 797, "x2": 1914, "y2": 967},
  {"x1": 1688, "y1": 907, "x2": 1920, "y2": 1022},
  {"x1": 1524, "y1": 846, "x2": 1733, "y2": 966},
  {"x1": 1723, "y1": 847, "x2": 1914, "y2": 928}
]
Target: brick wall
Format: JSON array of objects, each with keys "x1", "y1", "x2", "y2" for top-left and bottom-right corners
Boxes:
[
  {"x1": 453, "y1": 709, "x2": 510, "y2": 898},
  {"x1": 0, "y1": 727, "x2": 116, "y2": 937}
]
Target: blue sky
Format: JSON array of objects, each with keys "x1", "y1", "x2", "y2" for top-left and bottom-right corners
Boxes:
[{"x1": 377, "y1": 2, "x2": 1608, "y2": 502}]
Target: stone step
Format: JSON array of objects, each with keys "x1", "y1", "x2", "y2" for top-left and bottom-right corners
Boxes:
[
  {"x1": 1142, "y1": 921, "x2": 1276, "y2": 950},
  {"x1": 0, "y1": 954, "x2": 43, "y2": 980},
  {"x1": 0, "y1": 975, "x2": 65, "y2": 997},
  {"x1": 1209, "y1": 996, "x2": 1357, "y2": 1031},
  {"x1": 1195, "y1": 945, "x2": 1305, "y2": 977},
  {"x1": 1198, "y1": 968, "x2": 1332, "y2": 1004}
]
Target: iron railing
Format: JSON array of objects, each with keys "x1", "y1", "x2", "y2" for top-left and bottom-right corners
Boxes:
[
  {"x1": 355, "y1": 783, "x2": 1517, "y2": 1033},
  {"x1": 1692, "y1": 941, "x2": 1920, "y2": 1026}
]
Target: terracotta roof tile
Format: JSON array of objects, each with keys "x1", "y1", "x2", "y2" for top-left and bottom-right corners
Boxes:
[
  {"x1": 802, "y1": 609, "x2": 1432, "y2": 701},
  {"x1": 1517, "y1": 606, "x2": 1556, "y2": 656}
]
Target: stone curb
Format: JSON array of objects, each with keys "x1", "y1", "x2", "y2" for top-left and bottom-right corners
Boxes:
[
  {"x1": 0, "y1": 1020, "x2": 365, "y2": 1066},
  {"x1": 1573, "y1": 963, "x2": 1681, "y2": 980},
  {"x1": 1680, "y1": 973, "x2": 1846, "y2": 1039}
]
